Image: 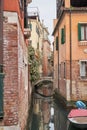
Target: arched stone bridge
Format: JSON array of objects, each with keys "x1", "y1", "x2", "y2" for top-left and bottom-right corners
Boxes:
[
  {"x1": 34, "y1": 76, "x2": 53, "y2": 87},
  {"x1": 34, "y1": 77, "x2": 53, "y2": 98}
]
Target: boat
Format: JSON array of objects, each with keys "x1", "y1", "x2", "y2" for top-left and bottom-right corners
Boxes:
[{"x1": 68, "y1": 109, "x2": 87, "y2": 129}]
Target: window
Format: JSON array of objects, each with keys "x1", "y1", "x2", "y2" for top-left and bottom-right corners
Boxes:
[
  {"x1": 61, "y1": 27, "x2": 65, "y2": 44},
  {"x1": 36, "y1": 26, "x2": 40, "y2": 36},
  {"x1": 64, "y1": 62, "x2": 66, "y2": 78},
  {"x1": 28, "y1": 23, "x2": 32, "y2": 30},
  {"x1": 78, "y1": 23, "x2": 87, "y2": 41},
  {"x1": 80, "y1": 61, "x2": 87, "y2": 78},
  {"x1": 59, "y1": 64, "x2": 61, "y2": 78},
  {"x1": 56, "y1": 36, "x2": 58, "y2": 50}
]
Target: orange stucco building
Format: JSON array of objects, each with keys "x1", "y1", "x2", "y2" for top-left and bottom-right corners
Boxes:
[{"x1": 53, "y1": 0, "x2": 87, "y2": 102}]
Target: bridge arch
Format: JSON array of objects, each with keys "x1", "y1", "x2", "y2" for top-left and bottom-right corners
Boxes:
[
  {"x1": 34, "y1": 77, "x2": 53, "y2": 88},
  {"x1": 34, "y1": 77, "x2": 53, "y2": 98}
]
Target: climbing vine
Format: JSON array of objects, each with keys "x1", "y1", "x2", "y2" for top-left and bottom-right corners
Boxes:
[{"x1": 28, "y1": 44, "x2": 40, "y2": 83}]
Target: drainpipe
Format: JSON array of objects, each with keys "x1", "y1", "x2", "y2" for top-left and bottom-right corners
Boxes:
[
  {"x1": 69, "y1": 9, "x2": 72, "y2": 99},
  {"x1": 24, "y1": 0, "x2": 28, "y2": 28}
]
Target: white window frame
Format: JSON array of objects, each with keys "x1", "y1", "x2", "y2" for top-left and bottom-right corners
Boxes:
[{"x1": 80, "y1": 60, "x2": 87, "y2": 78}]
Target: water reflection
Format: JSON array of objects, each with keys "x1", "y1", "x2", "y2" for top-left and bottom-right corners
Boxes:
[
  {"x1": 31, "y1": 91, "x2": 54, "y2": 130},
  {"x1": 30, "y1": 79, "x2": 87, "y2": 130},
  {"x1": 30, "y1": 79, "x2": 54, "y2": 130},
  {"x1": 49, "y1": 107, "x2": 54, "y2": 130},
  {"x1": 30, "y1": 92, "x2": 86, "y2": 130}
]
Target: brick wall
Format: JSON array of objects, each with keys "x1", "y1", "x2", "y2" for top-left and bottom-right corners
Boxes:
[
  {"x1": 59, "y1": 60, "x2": 87, "y2": 101},
  {"x1": 59, "y1": 62, "x2": 66, "y2": 98},
  {"x1": 3, "y1": 22, "x2": 18, "y2": 125},
  {"x1": 18, "y1": 20, "x2": 29, "y2": 130},
  {"x1": 2, "y1": 12, "x2": 29, "y2": 130}
]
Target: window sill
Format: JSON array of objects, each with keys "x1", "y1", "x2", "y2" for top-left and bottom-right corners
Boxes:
[
  {"x1": 78, "y1": 76, "x2": 87, "y2": 81},
  {"x1": 78, "y1": 41, "x2": 87, "y2": 45}
]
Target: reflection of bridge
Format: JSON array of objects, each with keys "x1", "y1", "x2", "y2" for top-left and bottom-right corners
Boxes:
[
  {"x1": 34, "y1": 77, "x2": 53, "y2": 98},
  {"x1": 34, "y1": 77, "x2": 53, "y2": 87}
]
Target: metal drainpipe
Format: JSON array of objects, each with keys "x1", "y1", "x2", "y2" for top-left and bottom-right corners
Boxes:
[{"x1": 69, "y1": 9, "x2": 72, "y2": 99}]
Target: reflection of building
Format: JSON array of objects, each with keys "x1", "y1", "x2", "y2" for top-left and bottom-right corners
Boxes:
[
  {"x1": 0, "y1": 0, "x2": 32, "y2": 130},
  {"x1": 32, "y1": 79, "x2": 53, "y2": 130},
  {"x1": 53, "y1": 0, "x2": 87, "y2": 130}
]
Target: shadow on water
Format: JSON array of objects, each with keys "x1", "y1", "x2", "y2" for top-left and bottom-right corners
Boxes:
[{"x1": 68, "y1": 123, "x2": 87, "y2": 130}]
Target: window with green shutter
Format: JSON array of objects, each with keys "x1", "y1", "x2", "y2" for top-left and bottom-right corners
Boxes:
[
  {"x1": 61, "y1": 28, "x2": 65, "y2": 44},
  {"x1": 56, "y1": 36, "x2": 58, "y2": 50},
  {"x1": 29, "y1": 23, "x2": 32, "y2": 30},
  {"x1": 78, "y1": 23, "x2": 87, "y2": 41},
  {"x1": 78, "y1": 23, "x2": 81, "y2": 41},
  {"x1": 0, "y1": 74, "x2": 4, "y2": 118}
]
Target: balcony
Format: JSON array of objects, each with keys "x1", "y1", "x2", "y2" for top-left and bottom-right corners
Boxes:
[
  {"x1": 24, "y1": 28, "x2": 31, "y2": 39},
  {"x1": 27, "y1": 7, "x2": 40, "y2": 21}
]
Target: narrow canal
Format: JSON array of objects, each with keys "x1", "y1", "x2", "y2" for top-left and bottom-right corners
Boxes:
[
  {"x1": 27, "y1": 79, "x2": 87, "y2": 130},
  {"x1": 30, "y1": 79, "x2": 54, "y2": 130}
]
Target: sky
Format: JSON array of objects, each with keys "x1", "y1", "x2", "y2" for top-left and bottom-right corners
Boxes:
[{"x1": 28, "y1": 0, "x2": 56, "y2": 43}]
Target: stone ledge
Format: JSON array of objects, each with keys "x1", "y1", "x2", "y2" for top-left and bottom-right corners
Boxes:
[{"x1": 24, "y1": 28, "x2": 31, "y2": 39}]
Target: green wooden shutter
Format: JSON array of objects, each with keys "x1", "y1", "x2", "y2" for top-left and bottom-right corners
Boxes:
[
  {"x1": 62, "y1": 28, "x2": 65, "y2": 43},
  {"x1": 30, "y1": 24, "x2": 32, "y2": 30},
  {"x1": 56, "y1": 36, "x2": 58, "y2": 50},
  {"x1": 78, "y1": 23, "x2": 81, "y2": 41},
  {"x1": 61, "y1": 28, "x2": 65, "y2": 44},
  {"x1": 29, "y1": 23, "x2": 32, "y2": 30},
  {"x1": 0, "y1": 74, "x2": 4, "y2": 118}
]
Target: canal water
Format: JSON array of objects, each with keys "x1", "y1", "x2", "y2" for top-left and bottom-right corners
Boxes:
[
  {"x1": 28, "y1": 80, "x2": 86, "y2": 130},
  {"x1": 30, "y1": 79, "x2": 54, "y2": 130}
]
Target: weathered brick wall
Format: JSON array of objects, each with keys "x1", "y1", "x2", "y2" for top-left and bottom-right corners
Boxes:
[
  {"x1": 18, "y1": 21, "x2": 29, "y2": 130},
  {"x1": 53, "y1": 50, "x2": 58, "y2": 90},
  {"x1": 59, "y1": 62, "x2": 66, "y2": 98},
  {"x1": 2, "y1": 13, "x2": 29, "y2": 130},
  {"x1": 71, "y1": 60, "x2": 87, "y2": 101},
  {"x1": 3, "y1": 22, "x2": 18, "y2": 125},
  {"x1": 59, "y1": 60, "x2": 87, "y2": 101}
]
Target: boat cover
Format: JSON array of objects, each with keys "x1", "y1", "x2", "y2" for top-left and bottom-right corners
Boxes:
[{"x1": 68, "y1": 109, "x2": 87, "y2": 118}]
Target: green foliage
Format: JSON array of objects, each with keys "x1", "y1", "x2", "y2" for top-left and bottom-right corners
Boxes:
[{"x1": 28, "y1": 45, "x2": 40, "y2": 83}]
